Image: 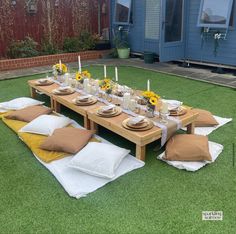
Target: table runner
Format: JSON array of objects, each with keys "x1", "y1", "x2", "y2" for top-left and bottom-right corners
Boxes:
[{"x1": 52, "y1": 79, "x2": 182, "y2": 146}]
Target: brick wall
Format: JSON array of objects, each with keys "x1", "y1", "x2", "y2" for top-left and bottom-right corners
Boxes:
[{"x1": 0, "y1": 50, "x2": 109, "y2": 71}]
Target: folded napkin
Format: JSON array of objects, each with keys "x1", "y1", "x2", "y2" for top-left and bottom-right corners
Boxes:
[
  {"x1": 58, "y1": 86, "x2": 71, "y2": 92},
  {"x1": 128, "y1": 116, "x2": 145, "y2": 125},
  {"x1": 77, "y1": 95, "x2": 92, "y2": 101},
  {"x1": 100, "y1": 105, "x2": 115, "y2": 113},
  {"x1": 162, "y1": 99, "x2": 183, "y2": 111},
  {"x1": 38, "y1": 78, "x2": 51, "y2": 83}
]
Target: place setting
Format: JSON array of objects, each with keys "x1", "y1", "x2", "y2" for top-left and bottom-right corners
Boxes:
[
  {"x1": 96, "y1": 104, "x2": 122, "y2": 118},
  {"x1": 35, "y1": 78, "x2": 54, "y2": 86},
  {"x1": 52, "y1": 86, "x2": 75, "y2": 95},
  {"x1": 72, "y1": 95, "x2": 97, "y2": 106},
  {"x1": 122, "y1": 116, "x2": 154, "y2": 131},
  {"x1": 163, "y1": 100, "x2": 187, "y2": 116}
]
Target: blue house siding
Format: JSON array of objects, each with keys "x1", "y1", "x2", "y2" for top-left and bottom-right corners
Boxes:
[
  {"x1": 185, "y1": 0, "x2": 236, "y2": 66},
  {"x1": 110, "y1": 0, "x2": 236, "y2": 66},
  {"x1": 111, "y1": 0, "x2": 159, "y2": 54}
]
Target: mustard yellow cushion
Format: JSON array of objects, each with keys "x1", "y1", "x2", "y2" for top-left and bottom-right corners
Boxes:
[{"x1": 2, "y1": 116, "x2": 100, "y2": 163}]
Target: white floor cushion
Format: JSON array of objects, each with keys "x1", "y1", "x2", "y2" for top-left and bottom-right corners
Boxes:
[
  {"x1": 19, "y1": 114, "x2": 72, "y2": 136},
  {"x1": 68, "y1": 142, "x2": 130, "y2": 179},
  {"x1": 157, "y1": 141, "x2": 223, "y2": 172},
  {"x1": 0, "y1": 97, "x2": 44, "y2": 110}
]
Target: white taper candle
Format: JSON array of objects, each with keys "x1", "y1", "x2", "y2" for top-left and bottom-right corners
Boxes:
[
  {"x1": 104, "y1": 65, "x2": 107, "y2": 78},
  {"x1": 115, "y1": 67, "x2": 118, "y2": 82}
]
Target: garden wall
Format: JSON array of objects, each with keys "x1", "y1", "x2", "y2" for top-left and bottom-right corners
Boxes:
[
  {"x1": 0, "y1": 50, "x2": 109, "y2": 71},
  {"x1": 0, "y1": 0, "x2": 109, "y2": 57}
]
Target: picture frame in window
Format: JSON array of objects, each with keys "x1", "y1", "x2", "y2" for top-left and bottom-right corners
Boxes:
[
  {"x1": 197, "y1": 0, "x2": 234, "y2": 28},
  {"x1": 114, "y1": 0, "x2": 132, "y2": 25}
]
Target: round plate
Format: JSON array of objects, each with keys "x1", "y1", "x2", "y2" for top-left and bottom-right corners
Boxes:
[
  {"x1": 122, "y1": 118, "x2": 154, "y2": 131},
  {"x1": 72, "y1": 97, "x2": 97, "y2": 106},
  {"x1": 96, "y1": 107, "x2": 122, "y2": 117},
  {"x1": 52, "y1": 88, "x2": 75, "y2": 95},
  {"x1": 35, "y1": 80, "x2": 54, "y2": 86},
  {"x1": 126, "y1": 119, "x2": 149, "y2": 129},
  {"x1": 169, "y1": 107, "x2": 187, "y2": 116}
]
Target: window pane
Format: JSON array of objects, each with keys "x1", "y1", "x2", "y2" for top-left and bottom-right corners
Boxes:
[
  {"x1": 115, "y1": 0, "x2": 131, "y2": 23},
  {"x1": 200, "y1": 0, "x2": 232, "y2": 25},
  {"x1": 164, "y1": 0, "x2": 183, "y2": 43},
  {"x1": 145, "y1": 0, "x2": 160, "y2": 40}
]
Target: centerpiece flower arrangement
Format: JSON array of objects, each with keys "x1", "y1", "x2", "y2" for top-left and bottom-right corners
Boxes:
[
  {"x1": 75, "y1": 70, "x2": 91, "y2": 83},
  {"x1": 142, "y1": 91, "x2": 160, "y2": 106},
  {"x1": 99, "y1": 78, "x2": 113, "y2": 94},
  {"x1": 142, "y1": 91, "x2": 160, "y2": 117},
  {"x1": 52, "y1": 63, "x2": 68, "y2": 75}
]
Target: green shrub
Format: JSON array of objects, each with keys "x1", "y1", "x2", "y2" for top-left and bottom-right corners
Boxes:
[
  {"x1": 7, "y1": 36, "x2": 39, "y2": 58},
  {"x1": 63, "y1": 37, "x2": 80, "y2": 53},
  {"x1": 79, "y1": 31, "x2": 97, "y2": 51},
  {"x1": 63, "y1": 31, "x2": 98, "y2": 53},
  {"x1": 40, "y1": 40, "x2": 59, "y2": 55}
]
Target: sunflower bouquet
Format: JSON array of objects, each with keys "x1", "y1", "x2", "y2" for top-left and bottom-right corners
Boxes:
[
  {"x1": 99, "y1": 78, "x2": 113, "y2": 94},
  {"x1": 75, "y1": 70, "x2": 91, "y2": 83},
  {"x1": 142, "y1": 91, "x2": 160, "y2": 106},
  {"x1": 52, "y1": 63, "x2": 68, "y2": 75}
]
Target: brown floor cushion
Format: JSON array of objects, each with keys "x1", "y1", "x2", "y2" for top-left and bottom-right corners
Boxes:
[
  {"x1": 5, "y1": 105, "x2": 52, "y2": 122},
  {"x1": 192, "y1": 108, "x2": 219, "y2": 127},
  {"x1": 164, "y1": 134, "x2": 212, "y2": 161},
  {"x1": 40, "y1": 128, "x2": 95, "y2": 154}
]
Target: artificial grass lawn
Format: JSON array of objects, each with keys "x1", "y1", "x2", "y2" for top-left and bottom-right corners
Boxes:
[{"x1": 0, "y1": 66, "x2": 235, "y2": 234}]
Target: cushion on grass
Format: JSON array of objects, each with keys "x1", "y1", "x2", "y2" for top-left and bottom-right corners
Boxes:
[
  {"x1": 68, "y1": 142, "x2": 130, "y2": 179},
  {"x1": 164, "y1": 134, "x2": 212, "y2": 161},
  {"x1": 5, "y1": 105, "x2": 52, "y2": 122},
  {"x1": 2, "y1": 116, "x2": 100, "y2": 163},
  {"x1": 0, "y1": 97, "x2": 44, "y2": 110},
  {"x1": 40, "y1": 128, "x2": 95, "y2": 154},
  {"x1": 19, "y1": 115, "x2": 72, "y2": 136},
  {"x1": 192, "y1": 108, "x2": 219, "y2": 127}
]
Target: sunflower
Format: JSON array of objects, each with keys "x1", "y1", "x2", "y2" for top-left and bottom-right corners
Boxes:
[
  {"x1": 82, "y1": 70, "x2": 91, "y2": 78},
  {"x1": 75, "y1": 72, "x2": 83, "y2": 81},
  {"x1": 53, "y1": 63, "x2": 68, "y2": 74},
  {"x1": 149, "y1": 97, "x2": 158, "y2": 106},
  {"x1": 105, "y1": 84, "x2": 111, "y2": 90}
]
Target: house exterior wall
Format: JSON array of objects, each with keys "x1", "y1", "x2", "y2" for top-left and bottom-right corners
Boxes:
[
  {"x1": 111, "y1": 0, "x2": 236, "y2": 66},
  {"x1": 185, "y1": 0, "x2": 236, "y2": 66}
]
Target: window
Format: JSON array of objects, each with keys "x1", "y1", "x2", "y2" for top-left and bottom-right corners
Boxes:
[
  {"x1": 114, "y1": 0, "x2": 132, "y2": 24},
  {"x1": 197, "y1": 0, "x2": 234, "y2": 28},
  {"x1": 145, "y1": 0, "x2": 160, "y2": 40}
]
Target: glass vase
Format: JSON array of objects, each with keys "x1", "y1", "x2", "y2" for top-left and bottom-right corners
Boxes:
[{"x1": 146, "y1": 104, "x2": 155, "y2": 118}]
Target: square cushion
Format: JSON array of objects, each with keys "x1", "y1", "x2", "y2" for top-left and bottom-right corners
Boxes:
[
  {"x1": 164, "y1": 134, "x2": 212, "y2": 161},
  {"x1": 40, "y1": 128, "x2": 95, "y2": 154},
  {"x1": 5, "y1": 105, "x2": 52, "y2": 122},
  {"x1": 19, "y1": 115, "x2": 71, "y2": 136},
  {"x1": 0, "y1": 97, "x2": 44, "y2": 110},
  {"x1": 192, "y1": 108, "x2": 219, "y2": 127},
  {"x1": 68, "y1": 142, "x2": 130, "y2": 179}
]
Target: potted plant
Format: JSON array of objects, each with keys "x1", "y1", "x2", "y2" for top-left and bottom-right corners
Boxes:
[{"x1": 113, "y1": 28, "x2": 130, "y2": 59}]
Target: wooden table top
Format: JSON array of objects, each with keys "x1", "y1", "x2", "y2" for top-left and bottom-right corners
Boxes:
[{"x1": 28, "y1": 79, "x2": 198, "y2": 146}]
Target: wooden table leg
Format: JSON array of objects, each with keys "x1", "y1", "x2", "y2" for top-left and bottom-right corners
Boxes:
[
  {"x1": 84, "y1": 117, "x2": 91, "y2": 130},
  {"x1": 136, "y1": 145, "x2": 146, "y2": 161},
  {"x1": 89, "y1": 120, "x2": 98, "y2": 133},
  {"x1": 187, "y1": 122, "x2": 195, "y2": 134},
  {"x1": 30, "y1": 87, "x2": 37, "y2": 99},
  {"x1": 54, "y1": 100, "x2": 61, "y2": 113},
  {"x1": 50, "y1": 97, "x2": 54, "y2": 109}
]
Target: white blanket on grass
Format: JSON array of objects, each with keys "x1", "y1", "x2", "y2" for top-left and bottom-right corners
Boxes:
[
  {"x1": 182, "y1": 116, "x2": 232, "y2": 136},
  {"x1": 19, "y1": 120, "x2": 144, "y2": 199},
  {"x1": 157, "y1": 141, "x2": 223, "y2": 172}
]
